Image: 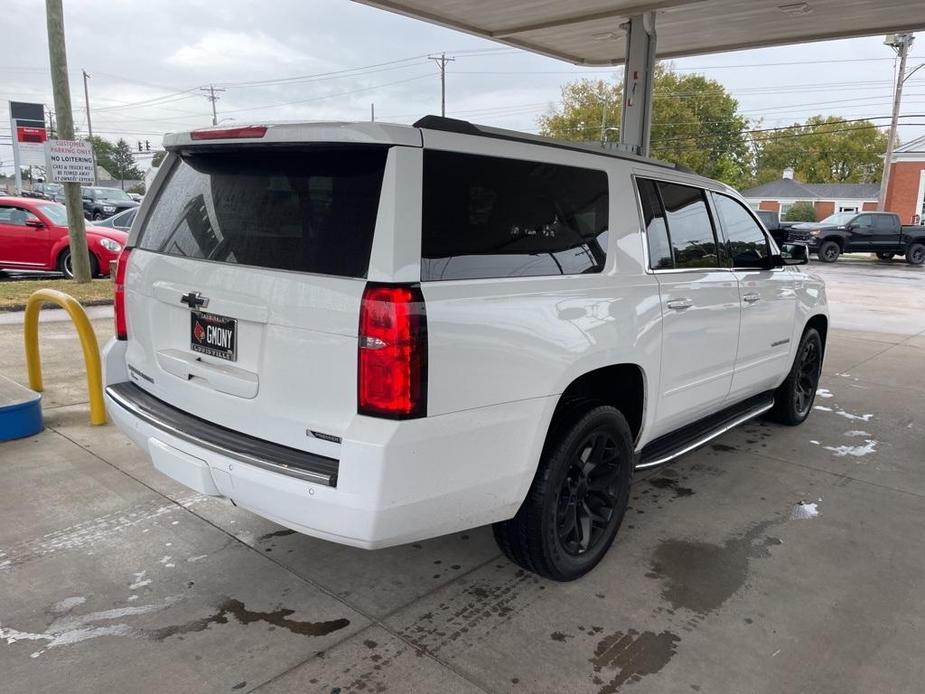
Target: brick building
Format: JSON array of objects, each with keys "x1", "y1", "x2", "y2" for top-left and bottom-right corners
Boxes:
[
  {"x1": 741, "y1": 168, "x2": 879, "y2": 221},
  {"x1": 884, "y1": 135, "x2": 925, "y2": 225}
]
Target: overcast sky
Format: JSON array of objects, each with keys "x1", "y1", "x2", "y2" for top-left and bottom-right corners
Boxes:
[{"x1": 2, "y1": 0, "x2": 924, "y2": 174}]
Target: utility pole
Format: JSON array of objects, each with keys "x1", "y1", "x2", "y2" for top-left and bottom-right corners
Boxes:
[
  {"x1": 879, "y1": 33, "x2": 915, "y2": 211},
  {"x1": 45, "y1": 0, "x2": 91, "y2": 283},
  {"x1": 428, "y1": 53, "x2": 455, "y2": 117},
  {"x1": 82, "y1": 69, "x2": 97, "y2": 185},
  {"x1": 370, "y1": 103, "x2": 375, "y2": 122},
  {"x1": 201, "y1": 84, "x2": 225, "y2": 126}
]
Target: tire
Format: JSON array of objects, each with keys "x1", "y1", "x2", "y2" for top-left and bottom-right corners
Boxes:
[
  {"x1": 768, "y1": 327, "x2": 823, "y2": 426},
  {"x1": 818, "y1": 241, "x2": 841, "y2": 263},
  {"x1": 92, "y1": 211, "x2": 104, "y2": 221},
  {"x1": 58, "y1": 249, "x2": 100, "y2": 279},
  {"x1": 906, "y1": 243, "x2": 925, "y2": 266},
  {"x1": 492, "y1": 405, "x2": 634, "y2": 581},
  {"x1": 875, "y1": 252, "x2": 895, "y2": 262}
]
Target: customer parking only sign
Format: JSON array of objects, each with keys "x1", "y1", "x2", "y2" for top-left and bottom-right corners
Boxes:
[{"x1": 46, "y1": 139, "x2": 95, "y2": 184}]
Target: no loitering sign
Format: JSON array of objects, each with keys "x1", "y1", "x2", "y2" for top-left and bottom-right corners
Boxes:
[{"x1": 45, "y1": 139, "x2": 95, "y2": 184}]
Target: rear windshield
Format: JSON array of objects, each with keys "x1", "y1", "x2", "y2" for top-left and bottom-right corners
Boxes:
[{"x1": 136, "y1": 146, "x2": 388, "y2": 278}]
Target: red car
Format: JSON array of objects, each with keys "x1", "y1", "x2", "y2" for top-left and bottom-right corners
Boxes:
[{"x1": 0, "y1": 197, "x2": 128, "y2": 278}]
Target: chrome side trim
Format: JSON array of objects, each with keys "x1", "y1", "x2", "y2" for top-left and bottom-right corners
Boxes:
[
  {"x1": 635, "y1": 400, "x2": 774, "y2": 470},
  {"x1": 106, "y1": 382, "x2": 338, "y2": 486}
]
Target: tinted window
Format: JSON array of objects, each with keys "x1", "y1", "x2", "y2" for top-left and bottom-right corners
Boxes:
[
  {"x1": 873, "y1": 214, "x2": 895, "y2": 230},
  {"x1": 658, "y1": 182, "x2": 718, "y2": 269},
  {"x1": 137, "y1": 147, "x2": 388, "y2": 278},
  {"x1": 421, "y1": 151, "x2": 608, "y2": 281},
  {"x1": 853, "y1": 214, "x2": 872, "y2": 227},
  {"x1": 714, "y1": 194, "x2": 770, "y2": 268},
  {"x1": 636, "y1": 178, "x2": 672, "y2": 269}
]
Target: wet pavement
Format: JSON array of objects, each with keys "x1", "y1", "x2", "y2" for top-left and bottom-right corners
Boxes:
[{"x1": 0, "y1": 257, "x2": 923, "y2": 693}]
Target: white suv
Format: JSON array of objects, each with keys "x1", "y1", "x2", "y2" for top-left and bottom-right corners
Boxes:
[{"x1": 103, "y1": 117, "x2": 827, "y2": 581}]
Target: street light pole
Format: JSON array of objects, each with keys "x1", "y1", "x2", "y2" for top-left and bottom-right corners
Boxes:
[
  {"x1": 878, "y1": 33, "x2": 915, "y2": 212},
  {"x1": 45, "y1": 0, "x2": 91, "y2": 283}
]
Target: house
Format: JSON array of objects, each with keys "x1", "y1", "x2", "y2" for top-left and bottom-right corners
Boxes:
[
  {"x1": 884, "y1": 135, "x2": 925, "y2": 225},
  {"x1": 741, "y1": 168, "x2": 879, "y2": 221}
]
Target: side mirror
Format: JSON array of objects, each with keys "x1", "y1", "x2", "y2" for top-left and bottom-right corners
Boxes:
[
  {"x1": 24, "y1": 219, "x2": 44, "y2": 228},
  {"x1": 780, "y1": 243, "x2": 809, "y2": 265}
]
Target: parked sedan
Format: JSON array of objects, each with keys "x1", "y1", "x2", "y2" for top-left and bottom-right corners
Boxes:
[
  {"x1": 0, "y1": 197, "x2": 127, "y2": 278},
  {"x1": 94, "y1": 206, "x2": 137, "y2": 232}
]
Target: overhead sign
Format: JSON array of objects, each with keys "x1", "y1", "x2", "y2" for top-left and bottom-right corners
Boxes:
[
  {"x1": 9, "y1": 101, "x2": 47, "y2": 167},
  {"x1": 46, "y1": 139, "x2": 95, "y2": 184}
]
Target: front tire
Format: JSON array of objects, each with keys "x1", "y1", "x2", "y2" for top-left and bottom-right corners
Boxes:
[
  {"x1": 768, "y1": 327, "x2": 823, "y2": 426},
  {"x1": 493, "y1": 405, "x2": 634, "y2": 581},
  {"x1": 818, "y1": 241, "x2": 841, "y2": 263},
  {"x1": 58, "y1": 249, "x2": 100, "y2": 279},
  {"x1": 906, "y1": 243, "x2": 925, "y2": 266},
  {"x1": 92, "y1": 211, "x2": 104, "y2": 221}
]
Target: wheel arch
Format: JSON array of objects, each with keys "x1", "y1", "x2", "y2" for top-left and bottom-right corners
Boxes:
[
  {"x1": 541, "y1": 363, "x2": 647, "y2": 460},
  {"x1": 805, "y1": 313, "x2": 828, "y2": 358}
]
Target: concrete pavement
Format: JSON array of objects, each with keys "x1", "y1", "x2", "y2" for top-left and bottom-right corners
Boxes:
[{"x1": 1, "y1": 259, "x2": 924, "y2": 693}]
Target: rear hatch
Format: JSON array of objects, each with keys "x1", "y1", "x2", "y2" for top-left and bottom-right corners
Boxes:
[{"x1": 122, "y1": 130, "x2": 404, "y2": 458}]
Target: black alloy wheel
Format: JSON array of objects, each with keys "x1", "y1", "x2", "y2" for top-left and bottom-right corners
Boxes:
[
  {"x1": 556, "y1": 430, "x2": 622, "y2": 555},
  {"x1": 907, "y1": 243, "x2": 925, "y2": 266},
  {"x1": 819, "y1": 241, "x2": 840, "y2": 263},
  {"x1": 793, "y1": 336, "x2": 821, "y2": 419},
  {"x1": 769, "y1": 327, "x2": 823, "y2": 426}
]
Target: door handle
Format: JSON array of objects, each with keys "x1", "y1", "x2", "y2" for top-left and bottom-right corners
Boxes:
[
  {"x1": 743, "y1": 293, "x2": 761, "y2": 304},
  {"x1": 666, "y1": 298, "x2": 693, "y2": 310}
]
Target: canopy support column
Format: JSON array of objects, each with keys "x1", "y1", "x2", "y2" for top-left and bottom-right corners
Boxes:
[{"x1": 618, "y1": 12, "x2": 657, "y2": 156}]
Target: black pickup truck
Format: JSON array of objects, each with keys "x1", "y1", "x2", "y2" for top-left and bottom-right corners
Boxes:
[
  {"x1": 755, "y1": 210, "x2": 798, "y2": 247},
  {"x1": 786, "y1": 211, "x2": 925, "y2": 265}
]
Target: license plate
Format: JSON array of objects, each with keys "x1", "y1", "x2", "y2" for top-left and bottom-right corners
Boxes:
[{"x1": 190, "y1": 311, "x2": 237, "y2": 361}]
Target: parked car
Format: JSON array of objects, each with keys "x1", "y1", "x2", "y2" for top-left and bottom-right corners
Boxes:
[
  {"x1": 754, "y1": 209, "x2": 798, "y2": 247},
  {"x1": 788, "y1": 211, "x2": 925, "y2": 264},
  {"x1": 33, "y1": 182, "x2": 65, "y2": 203},
  {"x1": 0, "y1": 197, "x2": 127, "y2": 278},
  {"x1": 80, "y1": 186, "x2": 139, "y2": 221},
  {"x1": 127, "y1": 193, "x2": 144, "y2": 203},
  {"x1": 95, "y1": 206, "x2": 137, "y2": 233},
  {"x1": 102, "y1": 118, "x2": 827, "y2": 581}
]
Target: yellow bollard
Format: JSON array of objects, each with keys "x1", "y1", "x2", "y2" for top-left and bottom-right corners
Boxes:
[{"x1": 23, "y1": 289, "x2": 106, "y2": 426}]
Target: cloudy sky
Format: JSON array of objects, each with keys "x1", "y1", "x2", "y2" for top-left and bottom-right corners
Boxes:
[{"x1": 2, "y1": 0, "x2": 924, "y2": 174}]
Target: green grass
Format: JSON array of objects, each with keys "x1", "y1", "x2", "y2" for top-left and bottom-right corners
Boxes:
[{"x1": 0, "y1": 278, "x2": 113, "y2": 311}]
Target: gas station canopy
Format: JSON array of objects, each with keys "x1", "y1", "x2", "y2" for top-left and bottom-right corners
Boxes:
[{"x1": 354, "y1": 0, "x2": 925, "y2": 65}]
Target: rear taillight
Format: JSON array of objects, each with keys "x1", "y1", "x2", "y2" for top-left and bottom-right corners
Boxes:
[
  {"x1": 358, "y1": 284, "x2": 427, "y2": 419},
  {"x1": 114, "y1": 248, "x2": 131, "y2": 340}
]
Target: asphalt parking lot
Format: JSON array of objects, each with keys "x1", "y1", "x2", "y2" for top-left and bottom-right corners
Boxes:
[{"x1": 1, "y1": 256, "x2": 923, "y2": 694}]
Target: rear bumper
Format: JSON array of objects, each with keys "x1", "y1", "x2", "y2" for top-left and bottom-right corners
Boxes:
[{"x1": 103, "y1": 339, "x2": 554, "y2": 549}]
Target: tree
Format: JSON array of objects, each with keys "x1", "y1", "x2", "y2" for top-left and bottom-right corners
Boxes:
[
  {"x1": 783, "y1": 201, "x2": 816, "y2": 222},
  {"x1": 753, "y1": 116, "x2": 887, "y2": 184},
  {"x1": 538, "y1": 65, "x2": 753, "y2": 188},
  {"x1": 87, "y1": 135, "x2": 116, "y2": 177},
  {"x1": 109, "y1": 139, "x2": 143, "y2": 187},
  {"x1": 151, "y1": 150, "x2": 166, "y2": 168}
]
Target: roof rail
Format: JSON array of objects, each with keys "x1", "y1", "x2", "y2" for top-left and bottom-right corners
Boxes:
[{"x1": 412, "y1": 115, "x2": 680, "y2": 171}]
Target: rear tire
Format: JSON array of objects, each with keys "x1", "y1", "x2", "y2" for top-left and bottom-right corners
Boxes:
[
  {"x1": 768, "y1": 327, "x2": 823, "y2": 426},
  {"x1": 875, "y1": 252, "x2": 895, "y2": 262},
  {"x1": 906, "y1": 243, "x2": 925, "y2": 266},
  {"x1": 493, "y1": 405, "x2": 634, "y2": 581},
  {"x1": 818, "y1": 241, "x2": 840, "y2": 263}
]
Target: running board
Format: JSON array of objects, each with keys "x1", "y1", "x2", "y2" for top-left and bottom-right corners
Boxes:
[{"x1": 636, "y1": 391, "x2": 775, "y2": 470}]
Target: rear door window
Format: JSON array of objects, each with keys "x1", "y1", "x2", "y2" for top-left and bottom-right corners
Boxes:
[
  {"x1": 657, "y1": 182, "x2": 719, "y2": 269},
  {"x1": 136, "y1": 146, "x2": 388, "y2": 278},
  {"x1": 421, "y1": 150, "x2": 609, "y2": 281}
]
